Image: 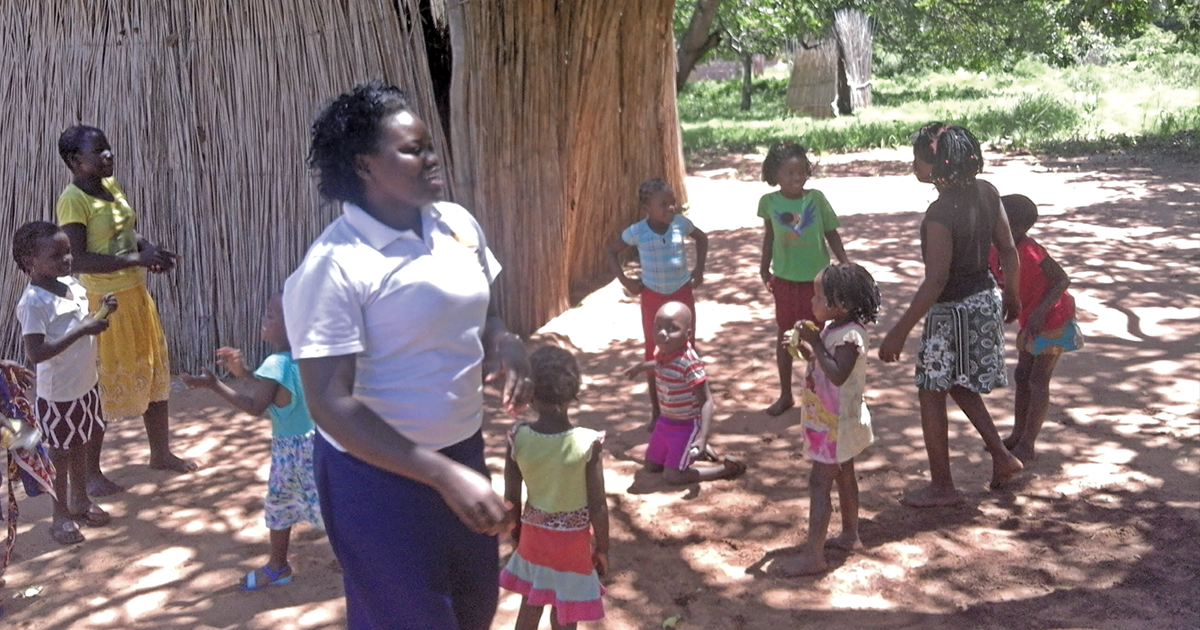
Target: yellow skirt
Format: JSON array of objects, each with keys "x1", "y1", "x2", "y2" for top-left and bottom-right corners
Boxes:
[{"x1": 86, "y1": 283, "x2": 172, "y2": 419}]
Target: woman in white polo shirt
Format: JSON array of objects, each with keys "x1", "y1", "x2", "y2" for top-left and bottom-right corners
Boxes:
[{"x1": 285, "y1": 82, "x2": 532, "y2": 630}]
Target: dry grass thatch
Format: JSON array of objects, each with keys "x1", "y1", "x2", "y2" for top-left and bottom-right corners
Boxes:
[
  {"x1": 1, "y1": 1, "x2": 448, "y2": 373},
  {"x1": 834, "y1": 8, "x2": 873, "y2": 111},
  {"x1": 445, "y1": 0, "x2": 686, "y2": 335},
  {"x1": 786, "y1": 37, "x2": 839, "y2": 118}
]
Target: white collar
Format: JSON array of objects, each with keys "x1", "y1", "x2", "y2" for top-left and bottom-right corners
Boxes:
[{"x1": 342, "y1": 202, "x2": 444, "y2": 251}]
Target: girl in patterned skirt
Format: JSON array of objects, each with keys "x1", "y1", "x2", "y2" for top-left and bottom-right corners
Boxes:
[
  {"x1": 500, "y1": 346, "x2": 608, "y2": 629},
  {"x1": 182, "y1": 294, "x2": 323, "y2": 590},
  {"x1": 13, "y1": 221, "x2": 117, "y2": 545}
]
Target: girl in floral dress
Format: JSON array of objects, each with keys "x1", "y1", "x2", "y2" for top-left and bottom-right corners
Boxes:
[{"x1": 500, "y1": 346, "x2": 608, "y2": 629}]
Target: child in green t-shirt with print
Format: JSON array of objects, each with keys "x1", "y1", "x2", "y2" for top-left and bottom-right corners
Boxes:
[{"x1": 757, "y1": 142, "x2": 849, "y2": 417}]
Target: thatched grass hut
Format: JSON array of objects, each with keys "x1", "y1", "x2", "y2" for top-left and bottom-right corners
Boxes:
[
  {"x1": 786, "y1": 8, "x2": 873, "y2": 117},
  {"x1": 3, "y1": 1, "x2": 685, "y2": 371}
]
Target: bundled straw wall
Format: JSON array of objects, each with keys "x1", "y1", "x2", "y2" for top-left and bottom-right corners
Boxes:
[
  {"x1": 1, "y1": 1, "x2": 446, "y2": 373},
  {"x1": 834, "y1": 8, "x2": 873, "y2": 111},
  {"x1": 446, "y1": 0, "x2": 687, "y2": 334},
  {"x1": 786, "y1": 38, "x2": 839, "y2": 118}
]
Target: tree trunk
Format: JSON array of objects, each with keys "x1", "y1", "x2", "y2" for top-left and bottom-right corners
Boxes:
[
  {"x1": 448, "y1": 0, "x2": 687, "y2": 335},
  {"x1": 740, "y1": 52, "x2": 753, "y2": 110},
  {"x1": 675, "y1": 0, "x2": 724, "y2": 91}
]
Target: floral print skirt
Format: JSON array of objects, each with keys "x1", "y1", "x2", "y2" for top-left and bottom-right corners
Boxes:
[
  {"x1": 264, "y1": 431, "x2": 324, "y2": 531},
  {"x1": 915, "y1": 288, "x2": 1008, "y2": 393}
]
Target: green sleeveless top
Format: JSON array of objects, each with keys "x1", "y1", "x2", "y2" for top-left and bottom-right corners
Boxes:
[{"x1": 510, "y1": 424, "x2": 603, "y2": 514}]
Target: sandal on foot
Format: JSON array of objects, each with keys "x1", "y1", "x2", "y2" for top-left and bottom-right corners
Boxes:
[
  {"x1": 242, "y1": 564, "x2": 293, "y2": 591},
  {"x1": 50, "y1": 520, "x2": 85, "y2": 545},
  {"x1": 720, "y1": 456, "x2": 748, "y2": 479},
  {"x1": 69, "y1": 505, "x2": 112, "y2": 527}
]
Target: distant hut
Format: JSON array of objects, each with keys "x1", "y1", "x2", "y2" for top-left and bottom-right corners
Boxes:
[{"x1": 786, "y1": 8, "x2": 873, "y2": 117}]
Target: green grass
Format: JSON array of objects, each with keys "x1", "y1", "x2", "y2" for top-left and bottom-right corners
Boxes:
[{"x1": 679, "y1": 31, "x2": 1200, "y2": 158}]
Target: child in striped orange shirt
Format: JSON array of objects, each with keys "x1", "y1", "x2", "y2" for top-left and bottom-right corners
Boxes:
[{"x1": 623, "y1": 301, "x2": 746, "y2": 484}]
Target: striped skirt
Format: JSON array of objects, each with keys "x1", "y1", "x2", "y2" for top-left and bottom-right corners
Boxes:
[
  {"x1": 36, "y1": 385, "x2": 105, "y2": 450},
  {"x1": 499, "y1": 506, "x2": 604, "y2": 624}
]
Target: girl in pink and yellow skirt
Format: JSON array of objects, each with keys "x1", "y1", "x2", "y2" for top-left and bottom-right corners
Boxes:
[{"x1": 500, "y1": 346, "x2": 608, "y2": 629}]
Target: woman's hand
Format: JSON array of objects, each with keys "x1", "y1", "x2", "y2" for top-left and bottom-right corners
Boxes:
[
  {"x1": 483, "y1": 332, "x2": 533, "y2": 414},
  {"x1": 435, "y1": 463, "x2": 513, "y2": 535},
  {"x1": 878, "y1": 327, "x2": 906, "y2": 363}
]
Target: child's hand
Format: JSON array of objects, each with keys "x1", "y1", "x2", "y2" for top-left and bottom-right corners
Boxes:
[
  {"x1": 592, "y1": 550, "x2": 609, "y2": 577},
  {"x1": 78, "y1": 314, "x2": 110, "y2": 336},
  {"x1": 618, "y1": 275, "x2": 643, "y2": 295},
  {"x1": 215, "y1": 347, "x2": 249, "y2": 378},
  {"x1": 0, "y1": 360, "x2": 34, "y2": 390},
  {"x1": 793, "y1": 320, "x2": 822, "y2": 347},
  {"x1": 645, "y1": 416, "x2": 658, "y2": 433},
  {"x1": 622, "y1": 363, "x2": 646, "y2": 380},
  {"x1": 761, "y1": 269, "x2": 773, "y2": 290},
  {"x1": 1026, "y1": 308, "x2": 1047, "y2": 337},
  {"x1": 179, "y1": 369, "x2": 218, "y2": 390},
  {"x1": 690, "y1": 268, "x2": 705, "y2": 288},
  {"x1": 96, "y1": 293, "x2": 118, "y2": 318}
]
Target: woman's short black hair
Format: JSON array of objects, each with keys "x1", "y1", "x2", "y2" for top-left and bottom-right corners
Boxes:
[
  {"x1": 762, "y1": 141, "x2": 812, "y2": 186},
  {"x1": 1001, "y1": 194, "x2": 1038, "y2": 238},
  {"x1": 57, "y1": 125, "x2": 105, "y2": 167},
  {"x1": 308, "y1": 81, "x2": 411, "y2": 206},
  {"x1": 12, "y1": 221, "x2": 62, "y2": 273},
  {"x1": 637, "y1": 178, "x2": 672, "y2": 205},
  {"x1": 528, "y1": 346, "x2": 581, "y2": 406},
  {"x1": 912, "y1": 122, "x2": 983, "y2": 188},
  {"x1": 820, "y1": 262, "x2": 882, "y2": 325}
]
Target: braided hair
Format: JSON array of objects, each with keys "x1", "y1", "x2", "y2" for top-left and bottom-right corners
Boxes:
[
  {"x1": 912, "y1": 122, "x2": 983, "y2": 189},
  {"x1": 1000, "y1": 193, "x2": 1038, "y2": 239},
  {"x1": 819, "y1": 263, "x2": 881, "y2": 325},
  {"x1": 12, "y1": 221, "x2": 62, "y2": 273},
  {"x1": 528, "y1": 346, "x2": 581, "y2": 407},
  {"x1": 57, "y1": 125, "x2": 105, "y2": 167},
  {"x1": 308, "y1": 81, "x2": 411, "y2": 207},
  {"x1": 762, "y1": 141, "x2": 812, "y2": 187},
  {"x1": 637, "y1": 178, "x2": 672, "y2": 205}
]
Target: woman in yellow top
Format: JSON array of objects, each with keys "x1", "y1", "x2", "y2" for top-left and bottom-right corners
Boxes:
[{"x1": 55, "y1": 125, "x2": 196, "y2": 493}]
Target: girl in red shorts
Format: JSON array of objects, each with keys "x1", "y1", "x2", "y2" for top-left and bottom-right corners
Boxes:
[{"x1": 758, "y1": 142, "x2": 849, "y2": 416}]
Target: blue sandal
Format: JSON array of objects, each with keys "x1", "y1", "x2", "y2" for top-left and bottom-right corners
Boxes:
[{"x1": 242, "y1": 564, "x2": 293, "y2": 591}]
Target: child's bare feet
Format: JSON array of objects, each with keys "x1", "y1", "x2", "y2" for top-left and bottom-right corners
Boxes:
[
  {"x1": 49, "y1": 517, "x2": 85, "y2": 545},
  {"x1": 719, "y1": 456, "x2": 748, "y2": 480},
  {"x1": 765, "y1": 395, "x2": 794, "y2": 416},
  {"x1": 149, "y1": 453, "x2": 198, "y2": 473},
  {"x1": 777, "y1": 550, "x2": 828, "y2": 577},
  {"x1": 900, "y1": 484, "x2": 963, "y2": 508},
  {"x1": 990, "y1": 451, "x2": 1025, "y2": 488},
  {"x1": 825, "y1": 532, "x2": 863, "y2": 551},
  {"x1": 1010, "y1": 441, "x2": 1037, "y2": 465},
  {"x1": 87, "y1": 473, "x2": 124, "y2": 497}
]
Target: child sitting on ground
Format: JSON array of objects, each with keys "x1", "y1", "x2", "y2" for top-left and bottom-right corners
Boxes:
[
  {"x1": 607, "y1": 178, "x2": 708, "y2": 429},
  {"x1": 13, "y1": 221, "x2": 117, "y2": 545},
  {"x1": 757, "y1": 142, "x2": 849, "y2": 417},
  {"x1": 182, "y1": 293, "x2": 323, "y2": 590},
  {"x1": 989, "y1": 194, "x2": 1084, "y2": 464},
  {"x1": 500, "y1": 346, "x2": 609, "y2": 629},
  {"x1": 624, "y1": 301, "x2": 746, "y2": 484},
  {"x1": 777, "y1": 263, "x2": 880, "y2": 576}
]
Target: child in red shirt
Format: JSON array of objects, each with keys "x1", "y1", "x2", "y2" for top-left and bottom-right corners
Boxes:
[{"x1": 989, "y1": 194, "x2": 1084, "y2": 464}]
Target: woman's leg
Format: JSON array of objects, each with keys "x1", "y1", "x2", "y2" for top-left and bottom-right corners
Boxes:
[
  {"x1": 1011, "y1": 353, "x2": 1060, "y2": 464},
  {"x1": 145, "y1": 400, "x2": 196, "y2": 472},
  {"x1": 778, "y1": 462, "x2": 839, "y2": 575},
  {"x1": 948, "y1": 386, "x2": 1023, "y2": 487},
  {"x1": 1006, "y1": 351, "x2": 1035, "y2": 450},
  {"x1": 902, "y1": 389, "x2": 962, "y2": 507},
  {"x1": 828, "y1": 460, "x2": 863, "y2": 550}
]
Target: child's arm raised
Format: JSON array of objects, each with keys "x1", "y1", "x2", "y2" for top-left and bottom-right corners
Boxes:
[
  {"x1": 22, "y1": 314, "x2": 110, "y2": 365},
  {"x1": 760, "y1": 219, "x2": 775, "y2": 288},
  {"x1": 879, "y1": 220, "x2": 952, "y2": 362},
  {"x1": 503, "y1": 439, "x2": 524, "y2": 545},
  {"x1": 690, "y1": 227, "x2": 709, "y2": 287},
  {"x1": 1027, "y1": 255, "x2": 1071, "y2": 337},
  {"x1": 586, "y1": 440, "x2": 610, "y2": 576},
  {"x1": 606, "y1": 233, "x2": 643, "y2": 294},
  {"x1": 825, "y1": 228, "x2": 849, "y2": 264},
  {"x1": 795, "y1": 325, "x2": 859, "y2": 386},
  {"x1": 179, "y1": 347, "x2": 285, "y2": 416},
  {"x1": 622, "y1": 360, "x2": 656, "y2": 379}
]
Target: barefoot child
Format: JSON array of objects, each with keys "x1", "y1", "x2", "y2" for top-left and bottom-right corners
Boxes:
[
  {"x1": 989, "y1": 194, "x2": 1084, "y2": 464},
  {"x1": 758, "y1": 142, "x2": 849, "y2": 417},
  {"x1": 181, "y1": 294, "x2": 323, "y2": 589},
  {"x1": 13, "y1": 221, "x2": 117, "y2": 545},
  {"x1": 607, "y1": 178, "x2": 708, "y2": 427},
  {"x1": 778, "y1": 263, "x2": 880, "y2": 576},
  {"x1": 500, "y1": 346, "x2": 608, "y2": 629},
  {"x1": 624, "y1": 302, "x2": 746, "y2": 484}
]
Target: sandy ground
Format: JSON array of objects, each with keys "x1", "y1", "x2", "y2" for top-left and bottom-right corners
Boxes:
[{"x1": 1, "y1": 148, "x2": 1197, "y2": 629}]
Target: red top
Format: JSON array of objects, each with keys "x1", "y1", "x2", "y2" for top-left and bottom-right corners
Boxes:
[{"x1": 989, "y1": 236, "x2": 1075, "y2": 331}]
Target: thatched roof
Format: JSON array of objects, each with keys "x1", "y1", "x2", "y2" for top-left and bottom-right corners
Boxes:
[{"x1": 2, "y1": 1, "x2": 446, "y2": 372}]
